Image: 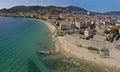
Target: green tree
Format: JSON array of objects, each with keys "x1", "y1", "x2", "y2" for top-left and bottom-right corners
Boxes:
[
  {"x1": 104, "y1": 29, "x2": 110, "y2": 34},
  {"x1": 110, "y1": 28, "x2": 117, "y2": 33}
]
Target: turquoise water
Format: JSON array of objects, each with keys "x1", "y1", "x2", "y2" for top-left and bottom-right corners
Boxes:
[{"x1": 0, "y1": 17, "x2": 105, "y2": 72}]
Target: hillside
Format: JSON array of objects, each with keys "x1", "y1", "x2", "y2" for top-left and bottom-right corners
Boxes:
[{"x1": 0, "y1": 5, "x2": 87, "y2": 13}]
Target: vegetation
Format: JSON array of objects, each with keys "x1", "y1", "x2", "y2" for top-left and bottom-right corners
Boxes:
[
  {"x1": 104, "y1": 29, "x2": 110, "y2": 34},
  {"x1": 0, "y1": 5, "x2": 87, "y2": 13},
  {"x1": 110, "y1": 28, "x2": 118, "y2": 33},
  {"x1": 106, "y1": 36, "x2": 112, "y2": 41},
  {"x1": 79, "y1": 30, "x2": 84, "y2": 35},
  {"x1": 93, "y1": 29, "x2": 97, "y2": 32},
  {"x1": 87, "y1": 47, "x2": 99, "y2": 51},
  {"x1": 104, "y1": 28, "x2": 118, "y2": 34}
]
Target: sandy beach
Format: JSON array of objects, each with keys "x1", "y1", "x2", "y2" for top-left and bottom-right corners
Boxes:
[
  {"x1": 57, "y1": 36, "x2": 120, "y2": 71},
  {"x1": 39, "y1": 20, "x2": 61, "y2": 52},
  {"x1": 39, "y1": 20, "x2": 57, "y2": 36},
  {"x1": 41, "y1": 20, "x2": 120, "y2": 72}
]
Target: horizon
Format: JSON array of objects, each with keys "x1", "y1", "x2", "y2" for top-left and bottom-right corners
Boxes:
[{"x1": 0, "y1": 0, "x2": 120, "y2": 12}]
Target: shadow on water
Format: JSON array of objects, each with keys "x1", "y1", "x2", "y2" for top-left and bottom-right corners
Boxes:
[{"x1": 27, "y1": 59, "x2": 41, "y2": 72}]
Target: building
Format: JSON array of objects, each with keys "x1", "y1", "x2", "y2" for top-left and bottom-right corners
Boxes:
[
  {"x1": 58, "y1": 17, "x2": 76, "y2": 34},
  {"x1": 84, "y1": 28, "x2": 95, "y2": 39},
  {"x1": 75, "y1": 21, "x2": 84, "y2": 30},
  {"x1": 58, "y1": 20, "x2": 71, "y2": 35}
]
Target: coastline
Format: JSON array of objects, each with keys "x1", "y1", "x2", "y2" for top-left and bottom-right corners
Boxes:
[
  {"x1": 0, "y1": 16, "x2": 120, "y2": 72},
  {"x1": 39, "y1": 20, "x2": 57, "y2": 37},
  {"x1": 38, "y1": 20, "x2": 60, "y2": 52},
  {"x1": 40, "y1": 19, "x2": 120, "y2": 72}
]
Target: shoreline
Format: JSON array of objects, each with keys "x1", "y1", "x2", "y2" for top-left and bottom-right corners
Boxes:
[
  {"x1": 38, "y1": 20, "x2": 60, "y2": 52},
  {"x1": 40, "y1": 19, "x2": 120, "y2": 72},
  {"x1": 1, "y1": 16, "x2": 119, "y2": 72}
]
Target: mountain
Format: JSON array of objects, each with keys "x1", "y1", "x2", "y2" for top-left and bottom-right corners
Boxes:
[
  {"x1": 0, "y1": 5, "x2": 88, "y2": 13},
  {"x1": 103, "y1": 11, "x2": 120, "y2": 15},
  {"x1": 65, "y1": 6, "x2": 87, "y2": 12},
  {"x1": 0, "y1": 6, "x2": 45, "y2": 13},
  {"x1": 0, "y1": 5, "x2": 120, "y2": 15}
]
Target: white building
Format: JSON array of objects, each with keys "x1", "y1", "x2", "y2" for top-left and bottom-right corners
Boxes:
[
  {"x1": 84, "y1": 28, "x2": 94, "y2": 38},
  {"x1": 84, "y1": 30, "x2": 89, "y2": 37},
  {"x1": 87, "y1": 11, "x2": 90, "y2": 15}
]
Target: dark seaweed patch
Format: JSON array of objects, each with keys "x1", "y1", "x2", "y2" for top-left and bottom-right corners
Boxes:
[{"x1": 28, "y1": 59, "x2": 41, "y2": 72}]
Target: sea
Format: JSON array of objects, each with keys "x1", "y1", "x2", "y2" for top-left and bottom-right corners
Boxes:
[{"x1": 0, "y1": 17, "x2": 106, "y2": 72}]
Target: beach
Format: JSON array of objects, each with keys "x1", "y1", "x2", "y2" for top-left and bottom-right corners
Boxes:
[
  {"x1": 57, "y1": 36, "x2": 120, "y2": 71},
  {"x1": 39, "y1": 20, "x2": 57, "y2": 36},
  {"x1": 39, "y1": 20, "x2": 60, "y2": 52},
  {"x1": 42, "y1": 20, "x2": 120, "y2": 72}
]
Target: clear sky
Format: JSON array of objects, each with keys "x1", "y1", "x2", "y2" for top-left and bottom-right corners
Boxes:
[{"x1": 0, "y1": 0, "x2": 120, "y2": 12}]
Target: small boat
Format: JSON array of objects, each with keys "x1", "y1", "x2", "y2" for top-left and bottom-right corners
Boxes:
[
  {"x1": 38, "y1": 50, "x2": 51, "y2": 55},
  {"x1": 38, "y1": 50, "x2": 57, "y2": 55}
]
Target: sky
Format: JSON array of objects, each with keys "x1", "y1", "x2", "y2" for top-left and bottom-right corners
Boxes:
[{"x1": 0, "y1": 0, "x2": 120, "y2": 12}]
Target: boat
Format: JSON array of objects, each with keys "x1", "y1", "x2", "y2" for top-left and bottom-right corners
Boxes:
[
  {"x1": 38, "y1": 50, "x2": 51, "y2": 55},
  {"x1": 38, "y1": 50, "x2": 57, "y2": 55}
]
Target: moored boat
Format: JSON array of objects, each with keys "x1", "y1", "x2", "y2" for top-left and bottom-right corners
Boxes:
[{"x1": 38, "y1": 50, "x2": 58, "y2": 55}]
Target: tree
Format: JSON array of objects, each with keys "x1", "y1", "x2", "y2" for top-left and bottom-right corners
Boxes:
[
  {"x1": 110, "y1": 28, "x2": 117, "y2": 33},
  {"x1": 104, "y1": 29, "x2": 110, "y2": 34},
  {"x1": 79, "y1": 30, "x2": 84, "y2": 35}
]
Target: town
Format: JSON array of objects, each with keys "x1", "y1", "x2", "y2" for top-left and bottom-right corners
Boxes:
[
  {"x1": 0, "y1": 7, "x2": 119, "y2": 41},
  {"x1": 0, "y1": 6, "x2": 120, "y2": 71},
  {"x1": 0, "y1": 6, "x2": 120, "y2": 52}
]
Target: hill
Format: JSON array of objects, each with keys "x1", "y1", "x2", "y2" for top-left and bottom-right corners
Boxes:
[{"x1": 0, "y1": 5, "x2": 87, "y2": 13}]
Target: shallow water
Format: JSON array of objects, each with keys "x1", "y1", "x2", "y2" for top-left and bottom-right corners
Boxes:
[{"x1": 0, "y1": 17, "x2": 105, "y2": 72}]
